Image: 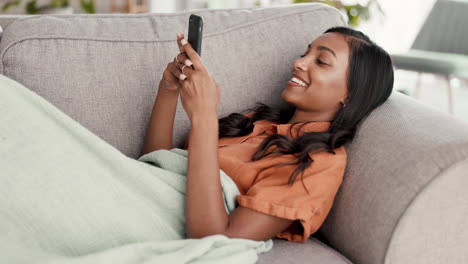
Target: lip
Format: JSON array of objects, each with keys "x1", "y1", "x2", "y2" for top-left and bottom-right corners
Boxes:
[
  {"x1": 292, "y1": 73, "x2": 309, "y2": 86},
  {"x1": 287, "y1": 80, "x2": 307, "y2": 88}
]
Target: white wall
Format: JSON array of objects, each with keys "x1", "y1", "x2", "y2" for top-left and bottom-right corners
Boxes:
[{"x1": 354, "y1": 0, "x2": 438, "y2": 53}]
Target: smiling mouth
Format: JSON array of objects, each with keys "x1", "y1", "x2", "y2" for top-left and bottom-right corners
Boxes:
[
  {"x1": 289, "y1": 76, "x2": 308, "y2": 87},
  {"x1": 287, "y1": 80, "x2": 307, "y2": 88}
]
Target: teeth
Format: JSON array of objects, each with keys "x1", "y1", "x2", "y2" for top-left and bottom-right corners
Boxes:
[{"x1": 291, "y1": 77, "x2": 307, "y2": 87}]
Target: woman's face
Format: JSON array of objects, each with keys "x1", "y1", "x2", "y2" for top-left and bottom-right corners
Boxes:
[{"x1": 281, "y1": 32, "x2": 350, "y2": 122}]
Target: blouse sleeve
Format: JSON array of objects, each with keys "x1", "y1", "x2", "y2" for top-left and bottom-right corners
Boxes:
[{"x1": 235, "y1": 145, "x2": 347, "y2": 243}]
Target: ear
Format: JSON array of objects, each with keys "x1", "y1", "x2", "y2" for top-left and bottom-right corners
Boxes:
[{"x1": 340, "y1": 95, "x2": 349, "y2": 105}]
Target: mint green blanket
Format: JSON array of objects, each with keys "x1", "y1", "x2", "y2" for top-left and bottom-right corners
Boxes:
[{"x1": 0, "y1": 74, "x2": 273, "y2": 263}]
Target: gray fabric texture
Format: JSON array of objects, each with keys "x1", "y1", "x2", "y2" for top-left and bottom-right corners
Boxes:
[
  {"x1": 385, "y1": 158, "x2": 468, "y2": 264},
  {"x1": 319, "y1": 91, "x2": 468, "y2": 264},
  {"x1": 257, "y1": 237, "x2": 352, "y2": 264},
  {"x1": 0, "y1": 15, "x2": 21, "y2": 30}
]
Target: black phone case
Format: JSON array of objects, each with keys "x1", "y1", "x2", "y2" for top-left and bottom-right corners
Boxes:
[{"x1": 188, "y1": 14, "x2": 203, "y2": 56}]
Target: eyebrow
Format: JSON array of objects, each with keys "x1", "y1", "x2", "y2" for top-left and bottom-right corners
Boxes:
[{"x1": 308, "y1": 43, "x2": 337, "y2": 58}]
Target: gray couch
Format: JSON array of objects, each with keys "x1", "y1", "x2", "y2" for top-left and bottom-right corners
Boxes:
[{"x1": 1, "y1": 3, "x2": 467, "y2": 264}]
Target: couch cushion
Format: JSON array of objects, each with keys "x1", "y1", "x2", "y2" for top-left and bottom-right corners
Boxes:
[
  {"x1": 259, "y1": 237, "x2": 352, "y2": 264},
  {"x1": 0, "y1": 3, "x2": 346, "y2": 159}
]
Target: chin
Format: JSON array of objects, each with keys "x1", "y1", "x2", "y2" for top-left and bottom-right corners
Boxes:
[{"x1": 281, "y1": 89, "x2": 298, "y2": 106}]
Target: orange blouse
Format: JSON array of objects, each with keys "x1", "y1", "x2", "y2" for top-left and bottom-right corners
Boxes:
[{"x1": 183, "y1": 112, "x2": 347, "y2": 243}]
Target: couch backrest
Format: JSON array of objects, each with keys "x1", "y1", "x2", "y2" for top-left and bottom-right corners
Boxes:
[
  {"x1": 0, "y1": 4, "x2": 345, "y2": 159},
  {"x1": 0, "y1": 15, "x2": 21, "y2": 30}
]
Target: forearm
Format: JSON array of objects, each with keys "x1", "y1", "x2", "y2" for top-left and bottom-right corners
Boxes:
[
  {"x1": 185, "y1": 113, "x2": 229, "y2": 238},
  {"x1": 142, "y1": 80, "x2": 179, "y2": 154}
]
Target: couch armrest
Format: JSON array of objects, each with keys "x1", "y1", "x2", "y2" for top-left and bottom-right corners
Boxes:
[
  {"x1": 385, "y1": 158, "x2": 468, "y2": 263},
  {"x1": 318, "y1": 91, "x2": 468, "y2": 264}
]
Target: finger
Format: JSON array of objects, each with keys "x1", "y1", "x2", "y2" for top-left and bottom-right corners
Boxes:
[
  {"x1": 180, "y1": 38, "x2": 203, "y2": 70},
  {"x1": 175, "y1": 52, "x2": 193, "y2": 67},
  {"x1": 176, "y1": 32, "x2": 185, "y2": 52},
  {"x1": 169, "y1": 62, "x2": 187, "y2": 81},
  {"x1": 179, "y1": 64, "x2": 194, "y2": 79}
]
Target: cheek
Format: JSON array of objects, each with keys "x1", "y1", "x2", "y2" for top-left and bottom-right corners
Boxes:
[
  {"x1": 313, "y1": 70, "x2": 347, "y2": 95},
  {"x1": 304, "y1": 74, "x2": 346, "y2": 106},
  {"x1": 282, "y1": 70, "x2": 346, "y2": 108},
  {"x1": 313, "y1": 72, "x2": 335, "y2": 89}
]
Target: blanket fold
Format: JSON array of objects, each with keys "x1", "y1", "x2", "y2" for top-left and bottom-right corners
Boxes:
[{"x1": 0, "y1": 74, "x2": 273, "y2": 264}]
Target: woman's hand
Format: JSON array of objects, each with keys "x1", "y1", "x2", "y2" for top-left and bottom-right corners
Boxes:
[
  {"x1": 177, "y1": 33, "x2": 220, "y2": 121},
  {"x1": 159, "y1": 32, "x2": 194, "y2": 93}
]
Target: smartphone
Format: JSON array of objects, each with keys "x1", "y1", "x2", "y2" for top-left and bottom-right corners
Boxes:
[{"x1": 187, "y1": 14, "x2": 203, "y2": 56}]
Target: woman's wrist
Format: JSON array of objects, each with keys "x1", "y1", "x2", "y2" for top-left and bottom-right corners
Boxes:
[
  {"x1": 190, "y1": 112, "x2": 218, "y2": 127},
  {"x1": 158, "y1": 79, "x2": 180, "y2": 95}
]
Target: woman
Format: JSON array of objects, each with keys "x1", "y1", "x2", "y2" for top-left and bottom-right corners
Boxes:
[{"x1": 142, "y1": 26, "x2": 394, "y2": 243}]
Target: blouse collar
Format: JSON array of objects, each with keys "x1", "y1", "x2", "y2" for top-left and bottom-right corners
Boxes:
[{"x1": 252, "y1": 120, "x2": 331, "y2": 138}]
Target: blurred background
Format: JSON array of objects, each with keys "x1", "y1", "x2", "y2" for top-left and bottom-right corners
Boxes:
[{"x1": 2, "y1": 0, "x2": 467, "y2": 122}]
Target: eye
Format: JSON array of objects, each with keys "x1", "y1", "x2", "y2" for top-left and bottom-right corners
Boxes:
[
  {"x1": 299, "y1": 55, "x2": 327, "y2": 66},
  {"x1": 316, "y1": 59, "x2": 327, "y2": 65}
]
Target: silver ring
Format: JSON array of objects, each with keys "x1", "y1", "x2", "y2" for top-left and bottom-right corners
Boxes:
[{"x1": 175, "y1": 51, "x2": 186, "y2": 64}]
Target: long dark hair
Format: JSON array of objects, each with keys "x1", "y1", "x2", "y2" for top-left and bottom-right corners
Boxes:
[{"x1": 218, "y1": 26, "x2": 394, "y2": 194}]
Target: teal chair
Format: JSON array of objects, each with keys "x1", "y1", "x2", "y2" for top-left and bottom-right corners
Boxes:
[{"x1": 391, "y1": 0, "x2": 468, "y2": 114}]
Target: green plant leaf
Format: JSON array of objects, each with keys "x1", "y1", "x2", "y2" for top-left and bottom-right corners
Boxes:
[
  {"x1": 80, "y1": 0, "x2": 95, "y2": 13},
  {"x1": 2, "y1": 0, "x2": 21, "y2": 12},
  {"x1": 50, "y1": 0, "x2": 68, "y2": 8},
  {"x1": 25, "y1": 0, "x2": 38, "y2": 14}
]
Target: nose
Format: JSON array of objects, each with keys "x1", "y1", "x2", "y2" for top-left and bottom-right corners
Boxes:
[{"x1": 293, "y1": 56, "x2": 308, "y2": 72}]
